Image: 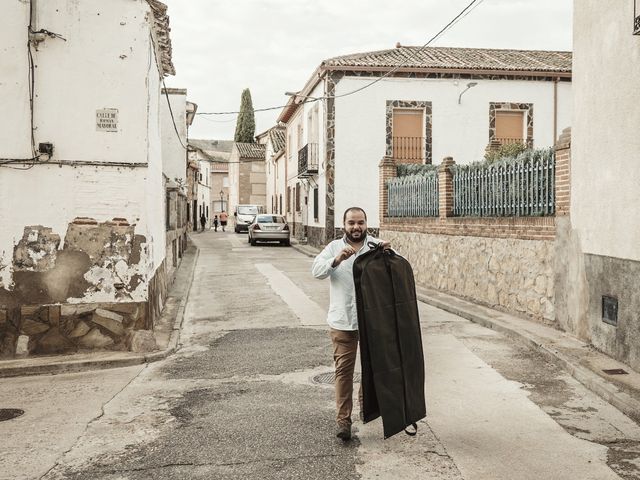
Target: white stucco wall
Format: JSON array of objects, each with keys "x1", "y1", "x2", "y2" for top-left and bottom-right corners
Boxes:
[
  {"x1": 572, "y1": 0, "x2": 640, "y2": 260},
  {"x1": 333, "y1": 75, "x2": 572, "y2": 228},
  {"x1": 0, "y1": 0, "x2": 166, "y2": 296},
  {"x1": 227, "y1": 149, "x2": 240, "y2": 216},
  {"x1": 198, "y1": 159, "x2": 212, "y2": 225},
  {"x1": 1, "y1": 0, "x2": 155, "y2": 163},
  {"x1": 283, "y1": 80, "x2": 328, "y2": 228},
  {"x1": 1, "y1": 1, "x2": 32, "y2": 158},
  {"x1": 161, "y1": 90, "x2": 188, "y2": 187}
]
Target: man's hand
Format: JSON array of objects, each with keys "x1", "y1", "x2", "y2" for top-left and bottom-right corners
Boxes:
[
  {"x1": 380, "y1": 241, "x2": 391, "y2": 250},
  {"x1": 332, "y1": 246, "x2": 356, "y2": 267}
]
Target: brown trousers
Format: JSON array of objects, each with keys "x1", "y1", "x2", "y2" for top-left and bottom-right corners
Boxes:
[{"x1": 330, "y1": 328, "x2": 362, "y2": 427}]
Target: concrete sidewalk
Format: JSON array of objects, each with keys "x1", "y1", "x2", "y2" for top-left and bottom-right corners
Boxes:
[
  {"x1": 0, "y1": 244, "x2": 199, "y2": 378},
  {"x1": 291, "y1": 238, "x2": 640, "y2": 423}
]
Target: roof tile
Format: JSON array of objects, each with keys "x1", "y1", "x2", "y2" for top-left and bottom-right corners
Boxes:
[
  {"x1": 235, "y1": 142, "x2": 266, "y2": 159},
  {"x1": 322, "y1": 46, "x2": 571, "y2": 73}
]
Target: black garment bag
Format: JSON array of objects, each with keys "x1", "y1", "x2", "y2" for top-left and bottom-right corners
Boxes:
[{"x1": 353, "y1": 243, "x2": 426, "y2": 439}]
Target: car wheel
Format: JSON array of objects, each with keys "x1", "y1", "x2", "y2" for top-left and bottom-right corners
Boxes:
[
  {"x1": 283, "y1": 238, "x2": 291, "y2": 247},
  {"x1": 250, "y1": 238, "x2": 257, "y2": 246}
]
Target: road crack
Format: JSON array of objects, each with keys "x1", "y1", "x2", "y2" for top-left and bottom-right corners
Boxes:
[
  {"x1": 89, "y1": 453, "x2": 343, "y2": 474},
  {"x1": 38, "y1": 364, "x2": 149, "y2": 480}
]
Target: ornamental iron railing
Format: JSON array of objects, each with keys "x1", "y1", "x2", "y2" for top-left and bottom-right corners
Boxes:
[
  {"x1": 298, "y1": 143, "x2": 319, "y2": 176},
  {"x1": 392, "y1": 136, "x2": 425, "y2": 161},
  {"x1": 452, "y1": 154, "x2": 555, "y2": 217},
  {"x1": 387, "y1": 173, "x2": 439, "y2": 217}
]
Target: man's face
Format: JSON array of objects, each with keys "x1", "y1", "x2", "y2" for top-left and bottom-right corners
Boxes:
[{"x1": 344, "y1": 210, "x2": 367, "y2": 243}]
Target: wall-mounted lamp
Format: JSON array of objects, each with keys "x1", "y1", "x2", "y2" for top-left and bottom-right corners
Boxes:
[
  {"x1": 458, "y1": 82, "x2": 478, "y2": 104},
  {"x1": 634, "y1": 0, "x2": 640, "y2": 35}
]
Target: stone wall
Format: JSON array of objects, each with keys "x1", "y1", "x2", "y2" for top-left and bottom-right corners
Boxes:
[
  {"x1": 0, "y1": 217, "x2": 167, "y2": 357},
  {"x1": 0, "y1": 300, "x2": 158, "y2": 357},
  {"x1": 381, "y1": 230, "x2": 555, "y2": 323}
]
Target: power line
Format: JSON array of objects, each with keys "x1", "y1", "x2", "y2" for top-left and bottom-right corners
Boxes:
[{"x1": 196, "y1": 0, "x2": 483, "y2": 116}]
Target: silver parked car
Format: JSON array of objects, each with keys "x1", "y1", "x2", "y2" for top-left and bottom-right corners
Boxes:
[{"x1": 248, "y1": 214, "x2": 290, "y2": 246}]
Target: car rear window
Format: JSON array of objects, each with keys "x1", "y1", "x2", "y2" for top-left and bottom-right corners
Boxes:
[{"x1": 257, "y1": 215, "x2": 285, "y2": 223}]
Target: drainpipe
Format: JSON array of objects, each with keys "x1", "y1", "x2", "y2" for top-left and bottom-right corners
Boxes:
[{"x1": 553, "y1": 77, "x2": 559, "y2": 143}]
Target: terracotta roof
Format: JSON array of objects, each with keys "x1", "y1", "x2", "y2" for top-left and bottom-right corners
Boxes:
[
  {"x1": 147, "y1": 0, "x2": 175, "y2": 76},
  {"x1": 322, "y1": 46, "x2": 572, "y2": 73},
  {"x1": 235, "y1": 142, "x2": 266, "y2": 159},
  {"x1": 269, "y1": 127, "x2": 286, "y2": 154}
]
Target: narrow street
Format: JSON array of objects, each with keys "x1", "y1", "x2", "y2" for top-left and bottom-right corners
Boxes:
[{"x1": 2, "y1": 231, "x2": 640, "y2": 480}]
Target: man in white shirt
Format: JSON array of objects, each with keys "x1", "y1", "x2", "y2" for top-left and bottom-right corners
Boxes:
[{"x1": 311, "y1": 207, "x2": 390, "y2": 441}]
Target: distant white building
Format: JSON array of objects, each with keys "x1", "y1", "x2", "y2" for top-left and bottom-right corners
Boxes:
[
  {"x1": 188, "y1": 139, "x2": 234, "y2": 219},
  {"x1": 0, "y1": 0, "x2": 176, "y2": 356},
  {"x1": 160, "y1": 88, "x2": 195, "y2": 278},
  {"x1": 257, "y1": 126, "x2": 286, "y2": 216},
  {"x1": 278, "y1": 46, "x2": 572, "y2": 246}
]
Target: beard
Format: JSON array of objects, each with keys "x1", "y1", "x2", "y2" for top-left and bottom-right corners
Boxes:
[{"x1": 345, "y1": 229, "x2": 365, "y2": 243}]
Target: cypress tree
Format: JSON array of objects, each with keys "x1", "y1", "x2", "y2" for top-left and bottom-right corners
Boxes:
[{"x1": 234, "y1": 88, "x2": 256, "y2": 143}]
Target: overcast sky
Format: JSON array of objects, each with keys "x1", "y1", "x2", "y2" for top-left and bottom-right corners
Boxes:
[{"x1": 162, "y1": 0, "x2": 573, "y2": 140}]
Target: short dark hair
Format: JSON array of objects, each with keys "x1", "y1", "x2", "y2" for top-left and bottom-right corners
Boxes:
[{"x1": 343, "y1": 207, "x2": 367, "y2": 223}]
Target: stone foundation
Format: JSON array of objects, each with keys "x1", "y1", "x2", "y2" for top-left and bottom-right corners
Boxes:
[
  {"x1": 307, "y1": 226, "x2": 325, "y2": 249},
  {"x1": 555, "y1": 217, "x2": 640, "y2": 371},
  {"x1": 381, "y1": 229, "x2": 555, "y2": 322},
  {"x1": 0, "y1": 301, "x2": 154, "y2": 357},
  {"x1": 0, "y1": 218, "x2": 169, "y2": 358}
]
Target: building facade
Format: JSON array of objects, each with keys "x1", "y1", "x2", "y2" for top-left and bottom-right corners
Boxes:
[
  {"x1": 227, "y1": 142, "x2": 267, "y2": 222},
  {"x1": 555, "y1": 1, "x2": 640, "y2": 370},
  {"x1": 0, "y1": 0, "x2": 176, "y2": 356},
  {"x1": 160, "y1": 88, "x2": 194, "y2": 280},
  {"x1": 278, "y1": 46, "x2": 572, "y2": 247},
  {"x1": 258, "y1": 126, "x2": 286, "y2": 217}
]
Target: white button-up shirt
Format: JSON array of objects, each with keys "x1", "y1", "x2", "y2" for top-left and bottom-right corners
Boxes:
[{"x1": 312, "y1": 235, "x2": 381, "y2": 331}]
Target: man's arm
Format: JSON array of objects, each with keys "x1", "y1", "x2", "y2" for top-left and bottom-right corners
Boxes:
[{"x1": 312, "y1": 243, "x2": 338, "y2": 279}]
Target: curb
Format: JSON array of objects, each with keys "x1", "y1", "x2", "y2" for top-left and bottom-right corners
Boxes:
[
  {"x1": 290, "y1": 241, "x2": 319, "y2": 258},
  {"x1": 417, "y1": 289, "x2": 640, "y2": 423},
  {"x1": 0, "y1": 243, "x2": 200, "y2": 378}
]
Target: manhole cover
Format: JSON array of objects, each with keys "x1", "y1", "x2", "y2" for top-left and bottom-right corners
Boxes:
[
  {"x1": 312, "y1": 371, "x2": 361, "y2": 385},
  {"x1": 0, "y1": 409, "x2": 24, "y2": 422}
]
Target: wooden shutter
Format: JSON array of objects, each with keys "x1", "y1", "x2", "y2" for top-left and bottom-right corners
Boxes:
[
  {"x1": 495, "y1": 111, "x2": 524, "y2": 144},
  {"x1": 392, "y1": 109, "x2": 424, "y2": 161}
]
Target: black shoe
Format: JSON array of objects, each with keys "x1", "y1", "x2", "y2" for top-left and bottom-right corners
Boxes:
[{"x1": 336, "y1": 424, "x2": 351, "y2": 441}]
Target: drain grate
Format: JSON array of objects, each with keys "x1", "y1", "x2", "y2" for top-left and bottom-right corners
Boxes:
[
  {"x1": 0, "y1": 409, "x2": 24, "y2": 422},
  {"x1": 312, "y1": 371, "x2": 361, "y2": 385},
  {"x1": 603, "y1": 368, "x2": 628, "y2": 375}
]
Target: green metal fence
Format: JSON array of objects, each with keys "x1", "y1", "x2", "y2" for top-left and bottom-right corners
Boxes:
[
  {"x1": 387, "y1": 173, "x2": 439, "y2": 217},
  {"x1": 452, "y1": 153, "x2": 555, "y2": 217}
]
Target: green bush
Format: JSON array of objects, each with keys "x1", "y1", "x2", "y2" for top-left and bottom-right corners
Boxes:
[
  {"x1": 396, "y1": 163, "x2": 438, "y2": 177},
  {"x1": 484, "y1": 143, "x2": 529, "y2": 164}
]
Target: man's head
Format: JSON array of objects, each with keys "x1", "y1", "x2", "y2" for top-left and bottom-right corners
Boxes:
[{"x1": 343, "y1": 207, "x2": 367, "y2": 243}]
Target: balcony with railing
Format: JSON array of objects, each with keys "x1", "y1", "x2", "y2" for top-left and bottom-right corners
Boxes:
[
  {"x1": 392, "y1": 136, "x2": 425, "y2": 161},
  {"x1": 298, "y1": 143, "x2": 319, "y2": 176}
]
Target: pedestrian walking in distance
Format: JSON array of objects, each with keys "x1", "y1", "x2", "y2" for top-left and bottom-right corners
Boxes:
[
  {"x1": 312, "y1": 207, "x2": 390, "y2": 441},
  {"x1": 219, "y1": 210, "x2": 228, "y2": 232},
  {"x1": 200, "y1": 213, "x2": 206, "y2": 232},
  {"x1": 213, "y1": 215, "x2": 219, "y2": 232}
]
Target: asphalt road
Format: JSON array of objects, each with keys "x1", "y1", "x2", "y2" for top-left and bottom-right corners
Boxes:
[{"x1": 2, "y1": 230, "x2": 639, "y2": 479}]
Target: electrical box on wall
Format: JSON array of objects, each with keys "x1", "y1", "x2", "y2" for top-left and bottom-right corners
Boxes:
[
  {"x1": 38, "y1": 142, "x2": 54, "y2": 156},
  {"x1": 602, "y1": 295, "x2": 618, "y2": 326}
]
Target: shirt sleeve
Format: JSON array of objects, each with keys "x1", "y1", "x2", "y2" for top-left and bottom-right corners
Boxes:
[{"x1": 312, "y1": 243, "x2": 337, "y2": 279}]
